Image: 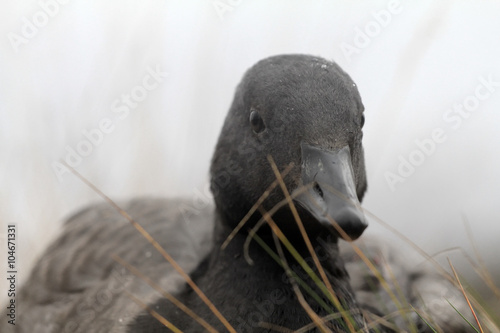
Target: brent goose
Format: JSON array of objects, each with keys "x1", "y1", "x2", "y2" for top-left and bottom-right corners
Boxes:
[{"x1": 3, "y1": 54, "x2": 473, "y2": 333}]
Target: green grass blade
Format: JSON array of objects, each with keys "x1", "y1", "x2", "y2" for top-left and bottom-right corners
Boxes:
[
  {"x1": 410, "y1": 306, "x2": 438, "y2": 333},
  {"x1": 252, "y1": 233, "x2": 335, "y2": 314},
  {"x1": 446, "y1": 299, "x2": 480, "y2": 333}
]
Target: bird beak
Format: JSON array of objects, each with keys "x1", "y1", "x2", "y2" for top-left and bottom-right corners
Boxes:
[{"x1": 293, "y1": 142, "x2": 368, "y2": 240}]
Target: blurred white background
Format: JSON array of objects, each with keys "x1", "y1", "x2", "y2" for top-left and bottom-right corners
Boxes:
[{"x1": 1, "y1": 0, "x2": 499, "y2": 308}]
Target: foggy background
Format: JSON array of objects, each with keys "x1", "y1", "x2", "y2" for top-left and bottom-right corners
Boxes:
[{"x1": 1, "y1": 0, "x2": 499, "y2": 308}]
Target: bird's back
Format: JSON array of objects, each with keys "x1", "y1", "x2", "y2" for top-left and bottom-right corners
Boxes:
[{"x1": 3, "y1": 198, "x2": 214, "y2": 333}]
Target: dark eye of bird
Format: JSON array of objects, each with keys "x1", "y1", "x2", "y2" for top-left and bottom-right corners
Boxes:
[
  {"x1": 360, "y1": 114, "x2": 365, "y2": 128},
  {"x1": 249, "y1": 109, "x2": 265, "y2": 133}
]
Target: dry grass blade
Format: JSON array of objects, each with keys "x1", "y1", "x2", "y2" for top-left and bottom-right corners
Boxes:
[
  {"x1": 270, "y1": 230, "x2": 332, "y2": 333},
  {"x1": 294, "y1": 312, "x2": 367, "y2": 333},
  {"x1": 124, "y1": 291, "x2": 183, "y2": 333},
  {"x1": 243, "y1": 184, "x2": 313, "y2": 265},
  {"x1": 313, "y1": 184, "x2": 424, "y2": 332},
  {"x1": 362, "y1": 208, "x2": 453, "y2": 282},
  {"x1": 250, "y1": 228, "x2": 335, "y2": 313},
  {"x1": 304, "y1": 182, "x2": 409, "y2": 324},
  {"x1": 379, "y1": 255, "x2": 418, "y2": 332},
  {"x1": 266, "y1": 155, "x2": 357, "y2": 332},
  {"x1": 259, "y1": 206, "x2": 355, "y2": 332},
  {"x1": 448, "y1": 258, "x2": 484, "y2": 333},
  {"x1": 428, "y1": 247, "x2": 500, "y2": 329},
  {"x1": 221, "y1": 162, "x2": 294, "y2": 250},
  {"x1": 318, "y1": 184, "x2": 456, "y2": 294},
  {"x1": 354, "y1": 208, "x2": 500, "y2": 332},
  {"x1": 325, "y1": 215, "x2": 405, "y2": 313},
  {"x1": 61, "y1": 161, "x2": 236, "y2": 333},
  {"x1": 362, "y1": 310, "x2": 404, "y2": 333},
  {"x1": 112, "y1": 255, "x2": 218, "y2": 333},
  {"x1": 243, "y1": 216, "x2": 266, "y2": 265},
  {"x1": 462, "y1": 214, "x2": 500, "y2": 299}
]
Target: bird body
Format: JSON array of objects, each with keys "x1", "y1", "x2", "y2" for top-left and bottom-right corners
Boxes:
[{"x1": 2, "y1": 54, "x2": 475, "y2": 333}]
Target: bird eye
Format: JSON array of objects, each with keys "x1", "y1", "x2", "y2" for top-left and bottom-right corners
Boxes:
[
  {"x1": 249, "y1": 110, "x2": 265, "y2": 133},
  {"x1": 360, "y1": 114, "x2": 365, "y2": 128}
]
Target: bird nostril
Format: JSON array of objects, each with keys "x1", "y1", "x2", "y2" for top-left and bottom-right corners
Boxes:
[{"x1": 313, "y1": 182, "x2": 324, "y2": 199}]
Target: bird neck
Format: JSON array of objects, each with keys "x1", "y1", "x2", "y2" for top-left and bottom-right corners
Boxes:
[{"x1": 190, "y1": 221, "x2": 367, "y2": 332}]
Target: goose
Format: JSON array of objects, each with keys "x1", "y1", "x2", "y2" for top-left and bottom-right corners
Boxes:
[{"x1": 3, "y1": 54, "x2": 472, "y2": 333}]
